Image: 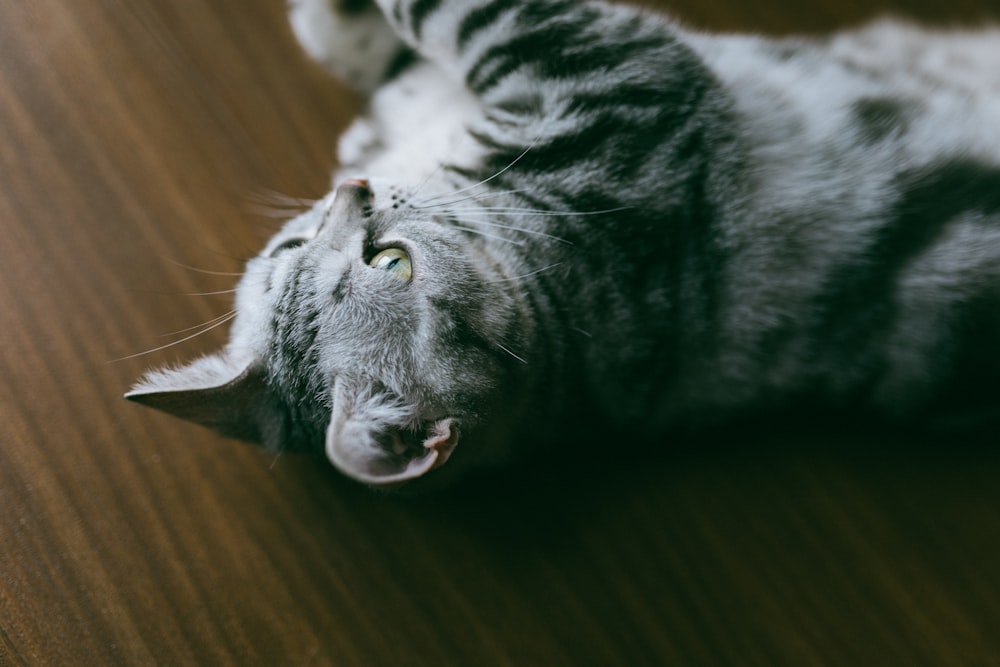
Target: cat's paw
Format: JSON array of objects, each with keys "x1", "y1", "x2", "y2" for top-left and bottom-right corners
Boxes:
[{"x1": 288, "y1": 0, "x2": 404, "y2": 92}]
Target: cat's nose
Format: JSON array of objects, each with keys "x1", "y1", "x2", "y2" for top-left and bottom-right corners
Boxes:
[
  {"x1": 339, "y1": 178, "x2": 370, "y2": 192},
  {"x1": 334, "y1": 178, "x2": 372, "y2": 204},
  {"x1": 335, "y1": 178, "x2": 372, "y2": 205},
  {"x1": 327, "y1": 178, "x2": 373, "y2": 222},
  {"x1": 319, "y1": 178, "x2": 375, "y2": 248}
]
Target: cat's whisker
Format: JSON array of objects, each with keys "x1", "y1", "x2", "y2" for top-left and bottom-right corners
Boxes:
[
  {"x1": 246, "y1": 188, "x2": 318, "y2": 209},
  {"x1": 452, "y1": 225, "x2": 527, "y2": 246},
  {"x1": 489, "y1": 262, "x2": 563, "y2": 283},
  {"x1": 452, "y1": 217, "x2": 572, "y2": 245},
  {"x1": 411, "y1": 187, "x2": 531, "y2": 210},
  {"x1": 496, "y1": 343, "x2": 528, "y2": 365},
  {"x1": 158, "y1": 310, "x2": 237, "y2": 337},
  {"x1": 131, "y1": 287, "x2": 238, "y2": 298},
  {"x1": 413, "y1": 142, "x2": 536, "y2": 206},
  {"x1": 166, "y1": 259, "x2": 244, "y2": 277},
  {"x1": 200, "y1": 246, "x2": 254, "y2": 264},
  {"x1": 182, "y1": 288, "x2": 238, "y2": 297},
  {"x1": 112, "y1": 311, "x2": 237, "y2": 362},
  {"x1": 446, "y1": 205, "x2": 633, "y2": 217},
  {"x1": 410, "y1": 161, "x2": 447, "y2": 200},
  {"x1": 245, "y1": 204, "x2": 309, "y2": 219}
]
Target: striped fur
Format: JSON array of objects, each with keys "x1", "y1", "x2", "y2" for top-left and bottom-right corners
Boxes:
[{"x1": 129, "y1": 0, "x2": 1000, "y2": 487}]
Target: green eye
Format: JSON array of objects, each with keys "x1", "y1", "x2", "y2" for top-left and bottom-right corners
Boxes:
[{"x1": 369, "y1": 247, "x2": 412, "y2": 281}]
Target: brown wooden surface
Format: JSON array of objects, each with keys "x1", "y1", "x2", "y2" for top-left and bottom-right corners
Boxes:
[{"x1": 2, "y1": 0, "x2": 999, "y2": 664}]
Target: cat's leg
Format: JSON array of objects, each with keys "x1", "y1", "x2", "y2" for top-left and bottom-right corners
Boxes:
[
  {"x1": 357, "y1": 0, "x2": 727, "y2": 203},
  {"x1": 361, "y1": 0, "x2": 548, "y2": 105},
  {"x1": 288, "y1": 0, "x2": 407, "y2": 93},
  {"x1": 361, "y1": 1, "x2": 678, "y2": 102}
]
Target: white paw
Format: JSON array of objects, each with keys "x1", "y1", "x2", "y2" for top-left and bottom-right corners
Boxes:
[
  {"x1": 337, "y1": 118, "x2": 381, "y2": 168},
  {"x1": 288, "y1": 0, "x2": 403, "y2": 92}
]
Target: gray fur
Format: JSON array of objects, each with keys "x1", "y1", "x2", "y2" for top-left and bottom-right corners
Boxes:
[{"x1": 128, "y1": 0, "x2": 1000, "y2": 487}]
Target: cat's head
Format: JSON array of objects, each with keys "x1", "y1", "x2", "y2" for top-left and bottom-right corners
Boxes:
[{"x1": 127, "y1": 178, "x2": 529, "y2": 488}]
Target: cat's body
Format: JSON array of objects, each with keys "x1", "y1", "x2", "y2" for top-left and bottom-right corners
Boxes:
[{"x1": 128, "y1": 0, "x2": 1000, "y2": 488}]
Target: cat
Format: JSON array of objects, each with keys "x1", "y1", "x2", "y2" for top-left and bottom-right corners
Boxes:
[{"x1": 127, "y1": 0, "x2": 1000, "y2": 489}]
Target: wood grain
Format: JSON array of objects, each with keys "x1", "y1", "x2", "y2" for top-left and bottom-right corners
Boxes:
[{"x1": 1, "y1": 0, "x2": 998, "y2": 664}]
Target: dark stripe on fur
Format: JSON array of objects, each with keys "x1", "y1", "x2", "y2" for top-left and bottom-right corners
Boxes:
[
  {"x1": 567, "y1": 83, "x2": 670, "y2": 115},
  {"x1": 477, "y1": 78, "x2": 707, "y2": 179},
  {"x1": 266, "y1": 256, "x2": 333, "y2": 450},
  {"x1": 662, "y1": 131, "x2": 724, "y2": 363},
  {"x1": 539, "y1": 34, "x2": 668, "y2": 80},
  {"x1": 408, "y1": 0, "x2": 442, "y2": 41},
  {"x1": 899, "y1": 160, "x2": 1000, "y2": 218},
  {"x1": 340, "y1": 0, "x2": 371, "y2": 14},
  {"x1": 466, "y1": 4, "x2": 598, "y2": 94},
  {"x1": 457, "y1": 0, "x2": 519, "y2": 51},
  {"x1": 814, "y1": 160, "x2": 1000, "y2": 392},
  {"x1": 851, "y1": 97, "x2": 910, "y2": 145},
  {"x1": 467, "y1": 127, "x2": 522, "y2": 155},
  {"x1": 384, "y1": 46, "x2": 419, "y2": 81},
  {"x1": 273, "y1": 258, "x2": 312, "y2": 393},
  {"x1": 440, "y1": 163, "x2": 485, "y2": 186},
  {"x1": 466, "y1": 3, "x2": 670, "y2": 94},
  {"x1": 881, "y1": 160, "x2": 1000, "y2": 273}
]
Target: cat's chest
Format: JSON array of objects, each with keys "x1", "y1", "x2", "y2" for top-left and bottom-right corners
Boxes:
[{"x1": 336, "y1": 61, "x2": 487, "y2": 184}]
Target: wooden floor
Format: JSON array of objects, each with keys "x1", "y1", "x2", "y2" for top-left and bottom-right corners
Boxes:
[{"x1": 2, "y1": 0, "x2": 998, "y2": 664}]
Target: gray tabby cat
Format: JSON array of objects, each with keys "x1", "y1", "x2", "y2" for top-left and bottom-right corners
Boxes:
[{"x1": 127, "y1": 0, "x2": 1000, "y2": 488}]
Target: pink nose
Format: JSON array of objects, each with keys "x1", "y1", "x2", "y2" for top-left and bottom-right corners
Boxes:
[{"x1": 339, "y1": 178, "x2": 371, "y2": 192}]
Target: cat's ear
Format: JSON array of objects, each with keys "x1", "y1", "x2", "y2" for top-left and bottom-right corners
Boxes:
[
  {"x1": 325, "y1": 377, "x2": 458, "y2": 488},
  {"x1": 125, "y1": 353, "x2": 282, "y2": 445}
]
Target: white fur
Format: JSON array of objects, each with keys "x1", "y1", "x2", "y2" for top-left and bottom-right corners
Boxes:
[
  {"x1": 685, "y1": 21, "x2": 1000, "y2": 191},
  {"x1": 335, "y1": 61, "x2": 485, "y2": 189},
  {"x1": 289, "y1": 0, "x2": 403, "y2": 92},
  {"x1": 128, "y1": 352, "x2": 249, "y2": 394}
]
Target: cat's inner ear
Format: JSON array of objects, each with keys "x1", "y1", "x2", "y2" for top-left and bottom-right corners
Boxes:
[
  {"x1": 326, "y1": 377, "x2": 459, "y2": 488},
  {"x1": 124, "y1": 353, "x2": 279, "y2": 445}
]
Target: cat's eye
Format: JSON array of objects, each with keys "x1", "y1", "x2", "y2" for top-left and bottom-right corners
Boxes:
[{"x1": 369, "y1": 247, "x2": 412, "y2": 282}]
